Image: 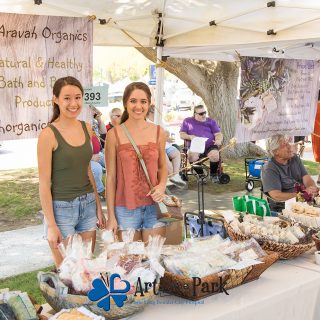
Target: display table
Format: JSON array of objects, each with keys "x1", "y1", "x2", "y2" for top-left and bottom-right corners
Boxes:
[
  {"x1": 281, "y1": 248, "x2": 320, "y2": 273},
  {"x1": 129, "y1": 255, "x2": 320, "y2": 320}
]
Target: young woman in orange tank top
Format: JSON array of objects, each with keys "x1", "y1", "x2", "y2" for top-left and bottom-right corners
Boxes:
[{"x1": 105, "y1": 82, "x2": 167, "y2": 242}]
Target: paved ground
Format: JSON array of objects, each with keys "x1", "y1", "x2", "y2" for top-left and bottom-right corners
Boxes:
[{"x1": 0, "y1": 138, "x2": 38, "y2": 170}]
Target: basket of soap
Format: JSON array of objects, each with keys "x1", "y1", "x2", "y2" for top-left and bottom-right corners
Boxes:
[
  {"x1": 159, "y1": 235, "x2": 279, "y2": 300},
  {"x1": 225, "y1": 214, "x2": 314, "y2": 259}
]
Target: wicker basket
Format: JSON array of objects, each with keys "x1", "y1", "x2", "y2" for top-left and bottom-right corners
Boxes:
[
  {"x1": 159, "y1": 252, "x2": 278, "y2": 300},
  {"x1": 312, "y1": 234, "x2": 320, "y2": 251},
  {"x1": 38, "y1": 272, "x2": 154, "y2": 320},
  {"x1": 225, "y1": 222, "x2": 315, "y2": 260},
  {"x1": 159, "y1": 271, "x2": 229, "y2": 301},
  {"x1": 224, "y1": 267, "x2": 252, "y2": 289}
]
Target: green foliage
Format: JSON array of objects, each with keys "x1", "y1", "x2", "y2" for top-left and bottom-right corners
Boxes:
[
  {"x1": 302, "y1": 159, "x2": 318, "y2": 175},
  {"x1": 187, "y1": 157, "x2": 248, "y2": 193},
  {"x1": 187, "y1": 158, "x2": 318, "y2": 194},
  {"x1": 93, "y1": 47, "x2": 150, "y2": 84},
  {"x1": 0, "y1": 266, "x2": 53, "y2": 304},
  {"x1": 163, "y1": 112, "x2": 176, "y2": 123}
]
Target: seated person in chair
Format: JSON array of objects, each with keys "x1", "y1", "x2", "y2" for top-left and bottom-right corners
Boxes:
[
  {"x1": 261, "y1": 134, "x2": 318, "y2": 211},
  {"x1": 91, "y1": 133, "x2": 105, "y2": 200},
  {"x1": 180, "y1": 104, "x2": 223, "y2": 183},
  {"x1": 164, "y1": 129, "x2": 186, "y2": 187}
]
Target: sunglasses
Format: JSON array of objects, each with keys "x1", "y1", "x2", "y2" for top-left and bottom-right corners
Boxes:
[
  {"x1": 195, "y1": 111, "x2": 207, "y2": 116},
  {"x1": 112, "y1": 115, "x2": 121, "y2": 118}
]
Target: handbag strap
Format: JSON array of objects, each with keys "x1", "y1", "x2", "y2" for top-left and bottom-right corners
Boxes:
[
  {"x1": 121, "y1": 123, "x2": 154, "y2": 190},
  {"x1": 121, "y1": 123, "x2": 169, "y2": 215}
]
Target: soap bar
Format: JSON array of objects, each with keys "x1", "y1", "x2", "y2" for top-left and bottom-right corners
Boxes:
[{"x1": 7, "y1": 292, "x2": 37, "y2": 320}]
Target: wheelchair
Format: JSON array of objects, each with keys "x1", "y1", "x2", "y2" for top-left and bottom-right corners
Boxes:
[
  {"x1": 180, "y1": 140, "x2": 230, "y2": 184},
  {"x1": 260, "y1": 185, "x2": 285, "y2": 214}
]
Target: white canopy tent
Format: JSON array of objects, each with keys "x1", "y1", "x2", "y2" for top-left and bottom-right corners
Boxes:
[
  {"x1": 1, "y1": 0, "x2": 320, "y2": 58},
  {"x1": 1, "y1": 0, "x2": 320, "y2": 121}
]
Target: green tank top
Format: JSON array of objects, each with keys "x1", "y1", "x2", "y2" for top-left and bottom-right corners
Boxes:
[{"x1": 48, "y1": 121, "x2": 93, "y2": 201}]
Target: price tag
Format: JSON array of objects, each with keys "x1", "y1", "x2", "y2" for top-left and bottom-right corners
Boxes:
[
  {"x1": 84, "y1": 85, "x2": 108, "y2": 107},
  {"x1": 128, "y1": 242, "x2": 145, "y2": 255},
  {"x1": 108, "y1": 242, "x2": 125, "y2": 250}
]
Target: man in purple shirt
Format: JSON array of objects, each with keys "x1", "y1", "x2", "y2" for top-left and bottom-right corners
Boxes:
[{"x1": 180, "y1": 105, "x2": 223, "y2": 182}]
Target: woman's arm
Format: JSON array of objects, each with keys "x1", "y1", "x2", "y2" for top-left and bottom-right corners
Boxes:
[
  {"x1": 86, "y1": 123, "x2": 106, "y2": 228},
  {"x1": 147, "y1": 127, "x2": 167, "y2": 203},
  {"x1": 88, "y1": 164, "x2": 106, "y2": 228},
  {"x1": 37, "y1": 128, "x2": 62, "y2": 249},
  {"x1": 105, "y1": 128, "x2": 118, "y2": 233},
  {"x1": 157, "y1": 127, "x2": 168, "y2": 188}
]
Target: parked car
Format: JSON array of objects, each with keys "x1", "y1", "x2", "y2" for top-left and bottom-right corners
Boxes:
[
  {"x1": 171, "y1": 88, "x2": 202, "y2": 111},
  {"x1": 108, "y1": 91, "x2": 123, "y2": 108}
]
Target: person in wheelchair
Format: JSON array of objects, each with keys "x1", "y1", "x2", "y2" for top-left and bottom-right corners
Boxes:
[
  {"x1": 180, "y1": 104, "x2": 223, "y2": 183},
  {"x1": 261, "y1": 134, "x2": 318, "y2": 211}
]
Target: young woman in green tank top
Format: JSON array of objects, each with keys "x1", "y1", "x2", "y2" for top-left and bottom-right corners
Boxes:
[{"x1": 37, "y1": 76, "x2": 106, "y2": 267}]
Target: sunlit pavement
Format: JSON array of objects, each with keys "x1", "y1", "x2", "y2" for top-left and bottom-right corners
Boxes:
[{"x1": 0, "y1": 138, "x2": 38, "y2": 170}]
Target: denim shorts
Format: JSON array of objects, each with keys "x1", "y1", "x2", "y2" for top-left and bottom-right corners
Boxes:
[
  {"x1": 44, "y1": 192, "x2": 97, "y2": 240},
  {"x1": 115, "y1": 205, "x2": 164, "y2": 231}
]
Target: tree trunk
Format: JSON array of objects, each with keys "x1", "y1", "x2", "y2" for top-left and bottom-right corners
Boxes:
[{"x1": 136, "y1": 47, "x2": 267, "y2": 158}]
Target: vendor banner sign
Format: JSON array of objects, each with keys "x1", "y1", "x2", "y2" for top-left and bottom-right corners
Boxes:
[
  {"x1": 235, "y1": 57, "x2": 320, "y2": 143},
  {"x1": 0, "y1": 12, "x2": 92, "y2": 140}
]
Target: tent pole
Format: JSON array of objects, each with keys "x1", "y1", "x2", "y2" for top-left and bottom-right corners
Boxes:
[{"x1": 155, "y1": 46, "x2": 164, "y2": 126}]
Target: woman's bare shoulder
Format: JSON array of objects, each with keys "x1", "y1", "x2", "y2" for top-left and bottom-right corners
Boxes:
[
  {"x1": 38, "y1": 126, "x2": 56, "y2": 150},
  {"x1": 84, "y1": 122, "x2": 93, "y2": 137},
  {"x1": 106, "y1": 126, "x2": 117, "y2": 142},
  {"x1": 39, "y1": 125, "x2": 54, "y2": 140}
]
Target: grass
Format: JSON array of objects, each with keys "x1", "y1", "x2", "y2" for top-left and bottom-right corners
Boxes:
[
  {"x1": 186, "y1": 157, "x2": 319, "y2": 193},
  {"x1": 0, "y1": 168, "x2": 41, "y2": 231},
  {"x1": 0, "y1": 168, "x2": 40, "y2": 218},
  {"x1": 302, "y1": 160, "x2": 318, "y2": 175},
  {"x1": 0, "y1": 266, "x2": 53, "y2": 304},
  {"x1": 0, "y1": 158, "x2": 318, "y2": 227}
]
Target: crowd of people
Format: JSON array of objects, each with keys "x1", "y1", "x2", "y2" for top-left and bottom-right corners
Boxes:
[
  {"x1": 37, "y1": 75, "x2": 320, "y2": 267},
  {"x1": 37, "y1": 76, "x2": 226, "y2": 266}
]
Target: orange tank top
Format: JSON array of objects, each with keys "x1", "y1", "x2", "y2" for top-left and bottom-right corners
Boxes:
[
  {"x1": 312, "y1": 102, "x2": 320, "y2": 162},
  {"x1": 114, "y1": 125, "x2": 160, "y2": 210}
]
